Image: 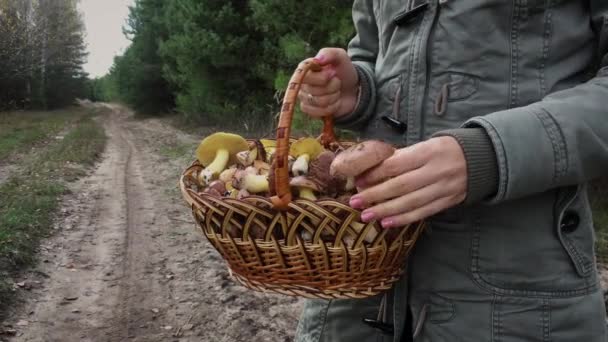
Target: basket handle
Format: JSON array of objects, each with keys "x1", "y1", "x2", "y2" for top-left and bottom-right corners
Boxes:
[{"x1": 270, "y1": 58, "x2": 337, "y2": 211}]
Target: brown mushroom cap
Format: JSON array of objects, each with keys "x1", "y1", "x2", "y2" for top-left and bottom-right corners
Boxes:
[
  {"x1": 308, "y1": 151, "x2": 336, "y2": 194},
  {"x1": 330, "y1": 140, "x2": 395, "y2": 177},
  {"x1": 196, "y1": 132, "x2": 249, "y2": 167}
]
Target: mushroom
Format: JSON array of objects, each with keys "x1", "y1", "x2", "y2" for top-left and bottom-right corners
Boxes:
[
  {"x1": 260, "y1": 139, "x2": 276, "y2": 163},
  {"x1": 219, "y1": 167, "x2": 237, "y2": 183},
  {"x1": 253, "y1": 160, "x2": 271, "y2": 175},
  {"x1": 202, "y1": 180, "x2": 226, "y2": 197},
  {"x1": 236, "y1": 142, "x2": 258, "y2": 167},
  {"x1": 207, "y1": 180, "x2": 226, "y2": 194},
  {"x1": 233, "y1": 170, "x2": 269, "y2": 193},
  {"x1": 330, "y1": 140, "x2": 395, "y2": 180},
  {"x1": 253, "y1": 140, "x2": 267, "y2": 162},
  {"x1": 289, "y1": 150, "x2": 335, "y2": 200},
  {"x1": 196, "y1": 133, "x2": 249, "y2": 185},
  {"x1": 290, "y1": 138, "x2": 324, "y2": 176},
  {"x1": 290, "y1": 176, "x2": 321, "y2": 201},
  {"x1": 237, "y1": 189, "x2": 250, "y2": 200},
  {"x1": 227, "y1": 189, "x2": 239, "y2": 198}
]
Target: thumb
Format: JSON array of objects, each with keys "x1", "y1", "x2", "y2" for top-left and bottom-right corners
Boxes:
[{"x1": 314, "y1": 48, "x2": 347, "y2": 67}]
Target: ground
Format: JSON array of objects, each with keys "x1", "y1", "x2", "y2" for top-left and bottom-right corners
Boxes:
[
  {"x1": 1, "y1": 104, "x2": 607, "y2": 341},
  {"x1": 1, "y1": 105, "x2": 302, "y2": 341}
]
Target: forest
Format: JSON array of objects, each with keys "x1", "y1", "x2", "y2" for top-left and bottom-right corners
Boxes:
[
  {"x1": 0, "y1": 0, "x2": 88, "y2": 110},
  {"x1": 90, "y1": 0, "x2": 355, "y2": 132}
]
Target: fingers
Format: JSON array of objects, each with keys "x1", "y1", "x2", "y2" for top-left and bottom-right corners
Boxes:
[
  {"x1": 301, "y1": 77, "x2": 341, "y2": 96},
  {"x1": 359, "y1": 182, "x2": 446, "y2": 224},
  {"x1": 314, "y1": 48, "x2": 349, "y2": 67},
  {"x1": 300, "y1": 98, "x2": 341, "y2": 119},
  {"x1": 298, "y1": 79, "x2": 342, "y2": 118},
  {"x1": 379, "y1": 195, "x2": 463, "y2": 228},
  {"x1": 351, "y1": 166, "x2": 437, "y2": 208},
  {"x1": 302, "y1": 68, "x2": 336, "y2": 86},
  {"x1": 357, "y1": 143, "x2": 430, "y2": 188}
]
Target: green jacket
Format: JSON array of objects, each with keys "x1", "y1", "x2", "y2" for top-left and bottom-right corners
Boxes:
[{"x1": 296, "y1": 0, "x2": 608, "y2": 341}]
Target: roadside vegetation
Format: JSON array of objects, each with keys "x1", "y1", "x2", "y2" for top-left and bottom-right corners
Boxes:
[
  {"x1": 0, "y1": 106, "x2": 107, "y2": 315},
  {"x1": 592, "y1": 181, "x2": 608, "y2": 264}
]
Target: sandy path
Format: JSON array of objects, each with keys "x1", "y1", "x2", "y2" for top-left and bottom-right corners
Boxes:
[{"x1": 2, "y1": 105, "x2": 302, "y2": 341}]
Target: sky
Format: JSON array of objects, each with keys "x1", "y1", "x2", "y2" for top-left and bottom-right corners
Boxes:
[{"x1": 79, "y1": 0, "x2": 134, "y2": 78}]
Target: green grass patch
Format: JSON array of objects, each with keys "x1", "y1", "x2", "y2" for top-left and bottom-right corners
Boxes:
[
  {"x1": 0, "y1": 109, "x2": 107, "y2": 315},
  {"x1": 0, "y1": 109, "x2": 82, "y2": 161}
]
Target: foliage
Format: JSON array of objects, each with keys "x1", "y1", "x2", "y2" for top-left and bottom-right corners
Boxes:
[
  {"x1": 97, "y1": 0, "x2": 354, "y2": 133},
  {"x1": 0, "y1": 0, "x2": 88, "y2": 110}
]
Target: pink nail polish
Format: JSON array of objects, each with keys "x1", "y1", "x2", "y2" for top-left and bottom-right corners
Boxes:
[
  {"x1": 381, "y1": 218, "x2": 394, "y2": 229},
  {"x1": 361, "y1": 211, "x2": 376, "y2": 222},
  {"x1": 327, "y1": 68, "x2": 336, "y2": 78},
  {"x1": 350, "y1": 197, "x2": 363, "y2": 209},
  {"x1": 314, "y1": 54, "x2": 326, "y2": 64}
]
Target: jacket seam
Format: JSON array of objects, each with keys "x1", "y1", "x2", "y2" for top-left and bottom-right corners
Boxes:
[
  {"x1": 406, "y1": 5, "x2": 429, "y2": 144},
  {"x1": 539, "y1": 5, "x2": 553, "y2": 96},
  {"x1": 311, "y1": 300, "x2": 331, "y2": 342},
  {"x1": 542, "y1": 298, "x2": 551, "y2": 342},
  {"x1": 509, "y1": 1, "x2": 523, "y2": 108},
  {"x1": 534, "y1": 108, "x2": 568, "y2": 184}
]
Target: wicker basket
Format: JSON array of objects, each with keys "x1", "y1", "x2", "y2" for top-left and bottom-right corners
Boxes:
[{"x1": 179, "y1": 59, "x2": 426, "y2": 299}]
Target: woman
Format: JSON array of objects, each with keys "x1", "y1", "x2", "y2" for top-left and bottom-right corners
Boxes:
[{"x1": 295, "y1": 1, "x2": 608, "y2": 341}]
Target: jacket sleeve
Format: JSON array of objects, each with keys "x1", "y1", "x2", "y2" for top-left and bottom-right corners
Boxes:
[
  {"x1": 334, "y1": 0, "x2": 379, "y2": 129},
  {"x1": 465, "y1": 3, "x2": 608, "y2": 203}
]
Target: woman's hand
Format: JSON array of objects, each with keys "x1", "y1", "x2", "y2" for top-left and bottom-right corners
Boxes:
[
  {"x1": 298, "y1": 48, "x2": 360, "y2": 118},
  {"x1": 349, "y1": 137, "x2": 468, "y2": 228}
]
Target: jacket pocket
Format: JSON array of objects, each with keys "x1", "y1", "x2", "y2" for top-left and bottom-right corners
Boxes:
[
  {"x1": 491, "y1": 296, "x2": 548, "y2": 342},
  {"x1": 470, "y1": 189, "x2": 597, "y2": 297},
  {"x1": 554, "y1": 185, "x2": 596, "y2": 278}
]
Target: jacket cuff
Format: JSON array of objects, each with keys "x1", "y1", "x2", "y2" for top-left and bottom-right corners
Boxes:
[
  {"x1": 433, "y1": 128, "x2": 499, "y2": 205},
  {"x1": 334, "y1": 62, "x2": 376, "y2": 129}
]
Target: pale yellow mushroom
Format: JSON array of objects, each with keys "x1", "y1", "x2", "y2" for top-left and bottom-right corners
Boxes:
[
  {"x1": 196, "y1": 133, "x2": 249, "y2": 185},
  {"x1": 289, "y1": 138, "x2": 324, "y2": 176}
]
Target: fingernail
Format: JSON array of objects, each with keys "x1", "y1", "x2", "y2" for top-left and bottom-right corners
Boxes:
[
  {"x1": 361, "y1": 211, "x2": 376, "y2": 222},
  {"x1": 327, "y1": 68, "x2": 336, "y2": 78},
  {"x1": 381, "y1": 218, "x2": 395, "y2": 229},
  {"x1": 314, "y1": 54, "x2": 326, "y2": 63},
  {"x1": 349, "y1": 196, "x2": 363, "y2": 209}
]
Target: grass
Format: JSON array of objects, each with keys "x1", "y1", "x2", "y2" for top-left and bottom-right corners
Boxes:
[
  {"x1": 591, "y1": 180, "x2": 608, "y2": 264},
  {"x1": 158, "y1": 140, "x2": 195, "y2": 160},
  {"x1": 0, "y1": 108, "x2": 106, "y2": 315},
  {"x1": 0, "y1": 110, "x2": 80, "y2": 161}
]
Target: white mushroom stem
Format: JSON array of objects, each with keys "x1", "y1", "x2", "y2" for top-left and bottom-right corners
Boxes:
[
  {"x1": 199, "y1": 149, "x2": 229, "y2": 185},
  {"x1": 298, "y1": 187, "x2": 317, "y2": 201},
  {"x1": 240, "y1": 174, "x2": 269, "y2": 193},
  {"x1": 292, "y1": 154, "x2": 310, "y2": 176},
  {"x1": 345, "y1": 176, "x2": 356, "y2": 191}
]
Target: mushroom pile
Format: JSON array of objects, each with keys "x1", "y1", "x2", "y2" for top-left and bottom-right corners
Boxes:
[{"x1": 193, "y1": 132, "x2": 396, "y2": 204}]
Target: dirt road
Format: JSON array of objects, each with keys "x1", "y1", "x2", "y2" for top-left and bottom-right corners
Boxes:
[{"x1": 2, "y1": 105, "x2": 302, "y2": 341}]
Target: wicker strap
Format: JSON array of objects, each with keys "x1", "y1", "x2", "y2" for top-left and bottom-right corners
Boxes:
[{"x1": 270, "y1": 58, "x2": 337, "y2": 211}]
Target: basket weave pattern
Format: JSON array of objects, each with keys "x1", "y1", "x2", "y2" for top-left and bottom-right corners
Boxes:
[
  {"x1": 181, "y1": 162, "x2": 425, "y2": 299},
  {"x1": 179, "y1": 59, "x2": 426, "y2": 299}
]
